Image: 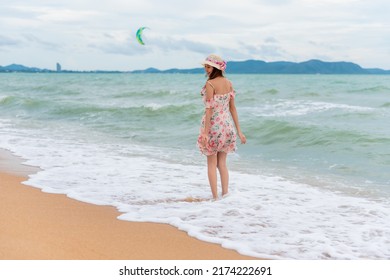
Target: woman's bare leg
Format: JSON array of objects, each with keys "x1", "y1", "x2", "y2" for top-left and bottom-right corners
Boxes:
[
  {"x1": 217, "y1": 152, "x2": 229, "y2": 196},
  {"x1": 207, "y1": 154, "x2": 218, "y2": 199}
]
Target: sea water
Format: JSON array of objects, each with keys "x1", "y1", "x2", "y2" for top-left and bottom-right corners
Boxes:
[{"x1": 1, "y1": 73, "x2": 389, "y2": 259}]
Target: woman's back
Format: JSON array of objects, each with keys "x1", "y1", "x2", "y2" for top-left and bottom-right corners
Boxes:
[{"x1": 208, "y1": 77, "x2": 232, "y2": 95}]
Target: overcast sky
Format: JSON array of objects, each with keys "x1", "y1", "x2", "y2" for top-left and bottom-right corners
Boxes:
[{"x1": 1, "y1": 0, "x2": 389, "y2": 71}]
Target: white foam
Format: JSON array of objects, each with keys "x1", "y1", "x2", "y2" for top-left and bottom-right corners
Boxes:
[
  {"x1": 1, "y1": 121, "x2": 390, "y2": 259},
  {"x1": 143, "y1": 103, "x2": 165, "y2": 110},
  {"x1": 251, "y1": 100, "x2": 374, "y2": 117}
]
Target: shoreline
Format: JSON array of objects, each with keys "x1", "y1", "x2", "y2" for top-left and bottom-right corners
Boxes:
[{"x1": 0, "y1": 149, "x2": 257, "y2": 260}]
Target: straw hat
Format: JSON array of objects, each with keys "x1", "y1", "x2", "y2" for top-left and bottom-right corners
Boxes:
[{"x1": 201, "y1": 54, "x2": 227, "y2": 71}]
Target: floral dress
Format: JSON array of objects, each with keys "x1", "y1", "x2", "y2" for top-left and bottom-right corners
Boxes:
[{"x1": 197, "y1": 81, "x2": 237, "y2": 156}]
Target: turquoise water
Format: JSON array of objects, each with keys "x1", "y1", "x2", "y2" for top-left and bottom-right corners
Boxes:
[{"x1": 1, "y1": 73, "x2": 390, "y2": 259}]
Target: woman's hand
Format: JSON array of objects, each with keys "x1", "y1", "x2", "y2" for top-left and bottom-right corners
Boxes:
[
  {"x1": 200, "y1": 132, "x2": 209, "y2": 147},
  {"x1": 238, "y1": 132, "x2": 246, "y2": 144}
]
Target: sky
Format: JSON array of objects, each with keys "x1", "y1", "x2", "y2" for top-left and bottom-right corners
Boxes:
[{"x1": 1, "y1": 0, "x2": 389, "y2": 71}]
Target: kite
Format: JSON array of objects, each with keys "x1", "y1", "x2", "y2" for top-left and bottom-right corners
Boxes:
[{"x1": 136, "y1": 27, "x2": 149, "y2": 45}]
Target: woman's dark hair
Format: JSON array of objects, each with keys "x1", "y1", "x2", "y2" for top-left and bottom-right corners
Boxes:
[{"x1": 208, "y1": 67, "x2": 224, "y2": 80}]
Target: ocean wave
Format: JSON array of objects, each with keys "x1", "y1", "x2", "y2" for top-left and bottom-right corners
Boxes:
[
  {"x1": 0, "y1": 95, "x2": 54, "y2": 116},
  {"x1": 348, "y1": 85, "x2": 390, "y2": 93},
  {"x1": 261, "y1": 88, "x2": 279, "y2": 95},
  {"x1": 247, "y1": 118, "x2": 389, "y2": 147},
  {"x1": 0, "y1": 95, "x2": 13, "y2": 105},
  {"x1": 249, "y1": 100, "x2": 374, "y2": 117},
  {"x1": 0, "y1": 93, "x2": 199, "y2": 121}
]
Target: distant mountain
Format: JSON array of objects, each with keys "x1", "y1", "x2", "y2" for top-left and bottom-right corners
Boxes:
[
  {"x1": 1, "y1": 60, "x2": 390, "y2": 74},
  {"x1": 131, "y1": 67, "x2": 203, "y2": 74},
  {"x1": 0, "y1": 63, "x2": 52, "y2": 73},
  {"x1": 0, "y1": 64, "x2": 118, "y2": 73},
  {"x1": 131, "y1": 59, "x2": 390, "y2": 74},
  {"x1": 225, "y1": 59, "x2": 367, "y2": 74}
]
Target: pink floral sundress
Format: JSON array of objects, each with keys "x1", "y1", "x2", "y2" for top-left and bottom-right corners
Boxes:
[{"x1": 197, "y1": 81, "x2": 237, "y2": 156}]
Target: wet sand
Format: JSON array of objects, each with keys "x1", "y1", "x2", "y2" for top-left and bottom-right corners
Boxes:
[{"x1": 0, "y1": 149, "x2": 257, "y2": 260}]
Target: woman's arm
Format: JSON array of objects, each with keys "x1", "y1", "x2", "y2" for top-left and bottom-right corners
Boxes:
[
  {"x1": 229, "y1": 97, "x2": 246, "y2": 144},
  {"x1": 201, "y1": 82, "x2": 214, "y2": 145}
]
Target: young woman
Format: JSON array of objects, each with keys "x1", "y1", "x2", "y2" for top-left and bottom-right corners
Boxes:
[{"x1": 197, "y1": 54, "x2": 246, "y2": 200}]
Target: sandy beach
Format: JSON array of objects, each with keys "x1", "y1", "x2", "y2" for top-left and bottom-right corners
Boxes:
[{"x1": 0, "y1": 149, "x2": 256, "y2": 260}]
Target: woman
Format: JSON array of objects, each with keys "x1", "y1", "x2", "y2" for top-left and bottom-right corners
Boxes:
[{"x1": 197, "y1": 54, "x2": 246, "y2": 200}]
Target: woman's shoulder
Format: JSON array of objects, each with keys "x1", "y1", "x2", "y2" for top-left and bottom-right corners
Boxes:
[{"x1": 209, "y1": 77, "x2": 231, "y2": 85}]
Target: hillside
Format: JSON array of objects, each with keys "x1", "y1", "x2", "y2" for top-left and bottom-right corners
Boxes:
[
  {"x1": 1, "y1": 60, "x2": 389, "y2": 74},
  {"x1": 131, "y1": 59, "x2": 390, "y2": 74}
]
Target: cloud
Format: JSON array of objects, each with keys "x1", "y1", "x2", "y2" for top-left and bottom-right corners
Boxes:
[
  {"x1": 0, "y1": 35, "x2": 22, "y2": 47},
  {"x1": 92, "y1": 32, "x2": 216, "y2": 57},
  {"x1": 151, "y1": 37, "x2": 216, "y2": 55},
  {"x1": 223, "y1": 39, "x2": 289, "y2": 61},
  {"x1": 1, "y1": 0, "x2": 390, "y2": 70},
  {"x1": 22, "y1": 34, "x2": 62, "y2": 49},
  {"x1": 36, "y1": 8, "x2": 100, "y2": 24}
]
